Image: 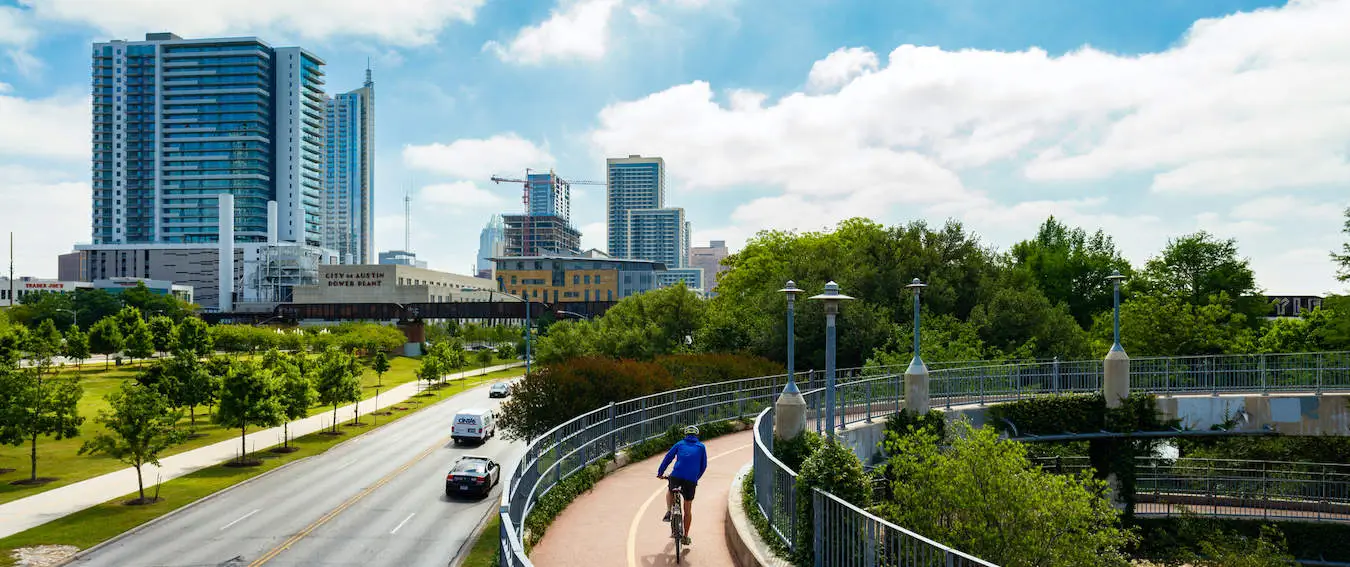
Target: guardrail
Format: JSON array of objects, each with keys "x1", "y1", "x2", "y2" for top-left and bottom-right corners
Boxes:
[
  {"x1": 812, "y1": 487, "x2": 998, "y2": 567},
  {"x1": 752, "y1": 407, "x2": 798, "y2": 553}
]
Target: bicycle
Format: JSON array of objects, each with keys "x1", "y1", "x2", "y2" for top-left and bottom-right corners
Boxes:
[{"x1": 667, "y1": 484, "x2": 685, "y2": 563}]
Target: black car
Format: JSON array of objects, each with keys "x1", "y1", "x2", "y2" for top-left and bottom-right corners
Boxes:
[{"x1": 446, "y1": 456, "x2": 501, "y2": 498}]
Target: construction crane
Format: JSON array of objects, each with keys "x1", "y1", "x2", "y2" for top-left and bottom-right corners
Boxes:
[{"x1": 489, "y1": 170, "x2": 606, "y2": 256}]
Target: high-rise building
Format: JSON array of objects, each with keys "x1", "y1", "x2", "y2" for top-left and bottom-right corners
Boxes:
[
  {"x1": 627, "y1": 207, "x2": 686, "y2": 271},
  {"x1": 324, "y1": 67, "x2": 375, "y2": 264},
  {"x1": 502, "y1": 214, "x2": 581, "y2": 257},
  {"x1": 477, "y1": 214, "x2": 505, "y2": 278},
  {"x1": 689, "y1": 240, "x2": 729, "y2": 291},
  {"x1": 606, "y1": 155, "x2": 665, "y2": 259},
  {"x1": 527, "y1": 171, "x2": 571, "y2": 222},
  {"x1": 81, "y1": 32, "x2": 337, "y2": 309}
]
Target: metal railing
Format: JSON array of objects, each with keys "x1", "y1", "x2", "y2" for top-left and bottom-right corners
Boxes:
[
  {"x1": 812, "y1": 487, "x2": 997, "y2": 567},
  {"x1": 752, "y1": 407, "x2": 798, "y2": 552}
]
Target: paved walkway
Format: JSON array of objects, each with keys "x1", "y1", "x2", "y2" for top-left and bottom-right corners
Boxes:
[
  {"x1": 530, "y1": 430, "x2": 752, "y2": 567},
  {"x1": 0, "y1": 362, "x2": 522, "y2": 539}
]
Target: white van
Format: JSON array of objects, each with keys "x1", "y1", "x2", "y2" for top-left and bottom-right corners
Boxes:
[{"x1": 453, "y1": 408, "x2": 496, "y2": 445}]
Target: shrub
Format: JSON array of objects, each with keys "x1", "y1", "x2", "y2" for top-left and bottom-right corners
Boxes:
[
  {"x1": 653, "y1": 353, "x2": 784, "y2": 388},
  {"x1": 793, "y1": 438, "x2": 871, "y2": 566},
  {"x1": 772, "y1": 430, "x2": 821, "y2": 471},
  {"x1": 499, "y1": 357, "x2": 675, "y2": 440}
]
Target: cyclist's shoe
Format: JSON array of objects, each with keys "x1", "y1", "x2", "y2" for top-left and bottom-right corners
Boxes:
[
  {"x1": 681, "y1": 536, "x2": 692, "y2": 545},
  {"x1": 662, "y1": 511, "x2": 671, "y2": 522}
]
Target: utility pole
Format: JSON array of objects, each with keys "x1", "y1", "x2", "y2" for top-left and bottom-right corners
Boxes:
[{"x1": 8, "y1": 232, "x2": 13, "y2": 309}]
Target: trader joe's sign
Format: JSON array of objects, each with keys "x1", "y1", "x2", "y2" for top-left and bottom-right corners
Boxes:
[{"x1": 324, "y1": 271, "x2": 387, "y2": 287}]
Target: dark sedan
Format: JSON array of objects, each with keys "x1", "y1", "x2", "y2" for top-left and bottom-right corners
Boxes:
[{"x1": 445, "y1": 456, "x2": 500, "y2": 498}]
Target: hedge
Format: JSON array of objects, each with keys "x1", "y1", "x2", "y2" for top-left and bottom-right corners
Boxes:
[{"x1": 1133, "y1": 517, "x2": 1350, "y2": 563}]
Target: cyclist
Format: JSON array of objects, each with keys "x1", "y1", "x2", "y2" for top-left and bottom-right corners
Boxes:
[{"x1": 657, "y1": 425, "x2": 708, "y2": 545}]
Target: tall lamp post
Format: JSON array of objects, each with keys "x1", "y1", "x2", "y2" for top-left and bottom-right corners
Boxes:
[
  {"x1": 55, "y1": 308, "x2": 78, "y2": 330},
  {"x1": 809, "y1": 281, "x2": 853, "y2": 439},
  {"x1": 1104, "y1": 269, "x2": 1129, "y2": 408},
  {"x1": 1107, "y1": 270, "x2": 1126, "y2": 352},
  {"x1": 904, "y1": 278, "x2": 930, "y2": 414},
  {"x1": 774, "y1": 281, "x2": 807, "y2": 440}
]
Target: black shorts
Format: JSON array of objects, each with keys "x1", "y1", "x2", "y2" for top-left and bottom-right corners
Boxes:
[{"x1": 668, "y1": 476, "x2": 697, "y2": 501}]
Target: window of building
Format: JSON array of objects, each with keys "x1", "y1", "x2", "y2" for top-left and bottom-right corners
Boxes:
[
  {"x1": 584, "y1": 275, "x2": 591, "y2": 285},
  {"x1": 584, "y1": 290, "x2": 590, "y2": 301},
  {"x1": 572, "y1": 275, "x2": 579, "y2": 285},
  {"x1": 607, "y1": 290, "x2": 613, "y2": 301}
]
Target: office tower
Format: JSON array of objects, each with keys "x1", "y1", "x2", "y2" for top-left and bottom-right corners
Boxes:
[
  {"x1": 627, "y1": 208, "x2": 686, "y2": 271},
  {"x1": 324, "y1": 67, "x2": 375, "y2": 264},
  {"x1": 606, "y1": 155, "x2": 665, "y2": 259},
  {"x1": 527, "y1": 171, "x2": 571, "y2": 222},
  {"x1": 502, "y1": 215, "x2": 581, "y2": 257},
  {"x1": 82, "y1": 32, "x2": 336, "y2": 309},
  {"x1": 477, "y1": 214, "x2": 505, "y2": 278},
  {"x1": 378, "y1": 250, "x2": 428, "y2": 269},
  {"x1": 689, "y1": 240, "x2": 729, "y2": 291}
]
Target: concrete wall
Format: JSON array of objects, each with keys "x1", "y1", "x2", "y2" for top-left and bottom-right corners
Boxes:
[{"x1": 1156, "y1": 394, "x2": 1350, "y2": 436}]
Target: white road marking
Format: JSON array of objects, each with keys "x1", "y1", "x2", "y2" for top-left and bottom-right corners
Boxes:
[
  {"x1": 220, "y1": 509, "x2": 260, "y2": 531},
  {"x1": 390, "y1": 513, "x2": 416, "y2": 535},
  {"x1": 336, "y1": 458, "x2": 358, "y2": 470}
]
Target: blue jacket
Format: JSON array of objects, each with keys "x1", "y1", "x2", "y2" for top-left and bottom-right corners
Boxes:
[{"x1": 658, "y1": 435, "x2": 708, "y2": 483}]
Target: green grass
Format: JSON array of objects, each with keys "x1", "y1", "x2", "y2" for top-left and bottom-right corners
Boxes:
[
  {"x1": 0, "y1": 365, "x2": 524, "y2": 567},
  {"x1": 462, "y1": 512, "x2": 503, "y2": 567},
  {"x1": 0, "y1": 355, "x2": 518, "y2": 506}
]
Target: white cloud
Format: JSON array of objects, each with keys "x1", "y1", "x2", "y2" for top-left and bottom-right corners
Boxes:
[
  {"x1": 0, "y1": 89, "x2": 89, "y2": 160},
  {"x1": 485, "y1": 0, "x2": 622, "y2": 65},
  {"x1": 0, "y1": 165, "x2": 89, "y2": 278},
  {"x1": 401, "y1": 134, "x2": 555, "y2": 180},
  {"x1": 588, "y1": 0, "x2": 1350, "y2": 293},
  {"x1": 807, "y1": 47, "x2": 879, "y2": 93},
  {"x1": 19, "y1": 0, "x2": 485, "y2": 46},
  {"x1": 580, "y1": 221, "x2": 607, "y2": 251},
  {"x1": 419, "y1": 181, "x2": 506, "y2": 209}
]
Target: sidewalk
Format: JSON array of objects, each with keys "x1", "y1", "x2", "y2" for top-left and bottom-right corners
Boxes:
[
  {"x1": 0, "y1": 362, "x2": 522, "y2": 539},
  {"x1": 530, "y1": 430, "x2": 753, "y2": 567}
]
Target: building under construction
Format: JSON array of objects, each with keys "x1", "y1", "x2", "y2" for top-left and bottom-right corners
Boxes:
[{"x1": 502, "y1": 214, "x2": 582, "y2": 257}]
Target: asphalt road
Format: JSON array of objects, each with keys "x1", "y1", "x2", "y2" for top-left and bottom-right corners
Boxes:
[{"x1": 73, "y1": 379, "x2": 523, "y2": 567}]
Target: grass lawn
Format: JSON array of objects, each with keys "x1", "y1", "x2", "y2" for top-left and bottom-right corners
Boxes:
[
  {"x1": 0, "y1": 355, "x2": 517, "y2": 506},
  {"x1": 462, "y1": 512, "x2": 503, "y2": 567},
  {"x1": 0, "y1": 365, "x2": 523, "y2": 567}
]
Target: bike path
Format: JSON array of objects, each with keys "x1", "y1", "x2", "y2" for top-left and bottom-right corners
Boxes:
[{"x1": 530, "y1": 430, "x2": 753, "y2": 567}]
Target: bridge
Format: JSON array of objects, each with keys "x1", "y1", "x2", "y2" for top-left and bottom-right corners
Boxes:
[
  {"x1": 200, "y1": 300, "x2": 619, "y2": 326},
  {"x1": 498, "y1": 351, "x2": 1350, "y2": 567}
]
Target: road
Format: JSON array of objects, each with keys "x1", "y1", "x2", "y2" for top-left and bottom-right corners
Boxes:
[{"x1": 72, "y1": 379, "x2": 522, "y2": 567}]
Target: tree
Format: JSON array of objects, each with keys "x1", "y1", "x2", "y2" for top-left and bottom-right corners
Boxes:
[
  {"x1": 0, "y1": 365, "x2": 84, "y2": 482},
  {"x1": 79, "y1": 381, "x2": 185, "y2": 503},
  {"x1": 88, "y1": 317, "x2": 125, "y2": 369},
  {"x1": 123, "y1": 316, "x2": 156, "y2": 364},
  {"x1": 1336, "y1": 207, "x2": 1350, "y2": 283},
  {"x1": 64, "y1": 325, "x2": 90, "y2": 370},
  {"x1": 31, "y1": 319, "x2": 63, "y2": 363},
  {"x1": 371, "y1": 351, "x2": 390, "y2": 387},
  {"x1": 148, "y1": 315, "x2": 177, "y2": 355},
  {"x1": 176, "y1": 317, "x2": 213, "y2": 357},
  {"x1": 968, "y1": 276, "x2": 1093, "y2": 360},
  {"x1": 475, "y1": 348, "x2": 494, "y2": 375},
  {"x1": 1137, "y1": 231, "x2": 1267, "y2": 322},
  {"x1": 495, "y1": 343, "x2": 516, "y2": 361},
  {"x1": 213, "y1": 360, "x2": 284, "y2": 465},
  {"x1": 793, "y1": 438, "x2": 872, "y2": 565},
  {"x1": 164, "y1": 350, "x2": 214, "y2": 430},
  {"x1": 416, "y1": 354, "x2": 442, "y2": 394},
  {"x1": 877, "y1": 423, "x2": 1134, "y2": 567},
  {"x1": 270, "y1": 350, "x2": 315, "y2": 451},
  {"x1": 315, "y1": 348, "x2": 362, "y2": 433},
  {"x1": 1010, "y1": 216, "x2": 1132, "y2": 328}
]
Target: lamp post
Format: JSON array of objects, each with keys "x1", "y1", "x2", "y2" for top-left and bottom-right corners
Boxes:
[
  {"x1": 55, "y1": 308, "x2": 77, "y2": 330},
  {"x1": 1107, "y1": 269, "x2": 1126, "y2": 352},
  {"x1": 809, "y1": 281, "x2": 853, "y2": 439},
  {"x1": 904, "y1": 278, "x2": 930, "y2": 413},
  {"x1": 774, "y1": 281, "x2": 807, "y2": 440}
]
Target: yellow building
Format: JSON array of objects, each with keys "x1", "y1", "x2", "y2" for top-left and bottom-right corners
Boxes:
[{"x1": 492, "y1": 251, "x2": 666, "y2": 303}]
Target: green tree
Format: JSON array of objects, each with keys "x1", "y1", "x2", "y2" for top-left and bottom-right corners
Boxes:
[
  {"x1": 1010, "y1": 216, "x2": 1132, "y2": 328},
  {"x1": 213, "y1": 360, "x2": 284, "y2": 465},
  {"x1": 79, "y1": 381, "x2": 186, "y2": 503},
  {"x1": 71, "y1": 288, "x2": 122, "y2": 330},
  {"x1": 793, "y1": 438, "x2": 873, "y2": 565},
  {"x1": 270, "y1": 350, "x2": 315, "y2": 451},
  {"x1": 165, "y1": 350, "x2": 214, "y2": 430},
  {"x1": 1335, "y1": 207, "x2": 1350, "y2": 283},
  {"x1": 176, "y1": 317, "x2": 214, "y2": 357},
  {"x1": 31, "y1": 319, "x2": 63, "y2": 362},
  {"x1": 88, "y1": 317, "x2": 125, "y2": 369},
  {"x1": 416, "y1": 354, "x2": 442, "y2": 394},
  {"x1": 315, "y1": 348, "x2": 362, "y2": 433},
  {"x1": 148, "y1": 315, "x2": 177, "y2": 355},
  {"x1": 1096, "y1": 294, "x2": 1255, "y2": 356},
  {"x1": 124, "y1": 316, "x2": 156, "y2": 364},
  {"x1": 878, "y1": 423, "x2": 1133, "y2": 567},
  {"x1": 475, "y1": 348, "x2": 493, "y2": 375},
  {"x1": 371, "y1": 351, "x2": 390, "y2": 387},
  {"x1": 64, "y1": 324, "x2": 90, "y2": 369},
  {"x1": 1136, "y1": 231, "x2": 1268, "y2": 322},
  {"x1": 0, "y1": 365, "x2": 84, "y2": 482},
  {"x1": 495, "y1": 342, "x2": 516, "y2": 361},
  {"x1": 968, "y1": 275, "x2": 1093, "y2": 360}
]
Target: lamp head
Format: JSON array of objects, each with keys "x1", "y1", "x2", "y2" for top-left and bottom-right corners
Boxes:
[
  {"x1": 1106, "y1": 269, "x2": 1127, "y2": 287},
  {"x1": 905, "y1": 277, "x2": 927, "y2": 295},
  {"x1": 778, "y1": 280, "x2": 804, "y2": 302},
  {"x1": 809, "y1": 281, "x2": 854, "y2": 314}
]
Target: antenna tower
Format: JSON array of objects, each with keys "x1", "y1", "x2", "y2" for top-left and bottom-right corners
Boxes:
[{"x1": 404, "y1": 185, "x2": 412, "y2": 252}]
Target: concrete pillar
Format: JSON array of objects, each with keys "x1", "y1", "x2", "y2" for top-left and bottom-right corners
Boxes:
[
  {"x1": 399, "y1": 321, "x2": 426, "y2": 357},
  {"x1": 1104, "y1": 347, "x2": 1130, "y2": 408},
  {"x1": 217, "y1": 194, "x2": 234, "y2": 313},
  {"x1": 774, "y1": 385, "x2": 807, "y2": 441},
  {"x1": 904, "y1": 358, "x2": 930, "y2": 414},
  {"x1": 266, "y1": 200, "x2": 278, "y2": 244}
]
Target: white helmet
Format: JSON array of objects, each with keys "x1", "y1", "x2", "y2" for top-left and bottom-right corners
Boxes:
[{"x1": 684, "y1": 425, "x2": 699, "y2": 436}]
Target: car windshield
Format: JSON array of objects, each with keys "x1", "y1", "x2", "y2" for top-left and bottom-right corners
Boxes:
[
  {"x1": 492, "y1": 384, "x2": 506, "y2": 390},
  {"x1": 453, "y1": 460, "x2": 488, "y2": 474}
]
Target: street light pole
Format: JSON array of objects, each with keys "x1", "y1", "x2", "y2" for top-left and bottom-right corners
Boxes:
[
  {"x1": 774, "y1": 281, "x2": 807, "y2": 440},
  {"x1": 810, "y1": 281, "x2": 853, "y2": 439},
  {"x1": 1104, "y1": 269, "x2": 1130, "y2": 409},
  {"x1": 1108, "y1": 269, "x2": 1126, "y2": 352},
  {"x1": 779, "y1": 281, "x2": 803, "y2": 392},
  {"x1": 904, "y1": 278, "x2": 930, "y2": 414}
]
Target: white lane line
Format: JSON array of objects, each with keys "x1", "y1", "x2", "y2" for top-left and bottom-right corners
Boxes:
[
  {"x1": 336, "y1": 458, "x2": 358, "y2": 470},
  {"x1": 390, "y1": 513, "x2": 416, "y2": 535},
  {"x1": 220, "y1": 509, "x2": 260, "y2": 531}
]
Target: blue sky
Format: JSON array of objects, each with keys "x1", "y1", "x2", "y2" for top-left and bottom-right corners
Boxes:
[{"x1": 0, "y1": 0, "x2": 1347, "y2": 294}]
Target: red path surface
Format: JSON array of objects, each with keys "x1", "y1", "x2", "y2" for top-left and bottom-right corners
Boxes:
[{"x1": 529, "y1": 430, "x2": 753, "y2": 567}]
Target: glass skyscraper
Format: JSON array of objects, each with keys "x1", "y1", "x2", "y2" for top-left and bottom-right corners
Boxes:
[
  {"x1": 90, "y1": 33, "x2": 325, "y2": 247},
  {"x1": 324, "y1": 68, "x2": 375, "y2": 264},
  {"x1": 605, "y1": 155, "x2": 690, "y2": 277},
  {"x1": 477, "y1": 214, "x2": 505, "y2": 278},
  {"x1": 527, "y1": 171, "x2": 571, "y2": 222}
]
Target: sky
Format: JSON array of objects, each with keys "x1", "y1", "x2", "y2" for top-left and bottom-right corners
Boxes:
[{"x1": 0, "y1": 0, "x2": 1347, "y2": 295}]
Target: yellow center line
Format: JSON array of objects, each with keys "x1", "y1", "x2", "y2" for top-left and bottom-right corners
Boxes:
[
  {"x1": 627, "y1": 443, "x2": 750, "y2": 567},
  {"x1": 249, "y1": 435, "x2": 451, "y2": 567}
]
